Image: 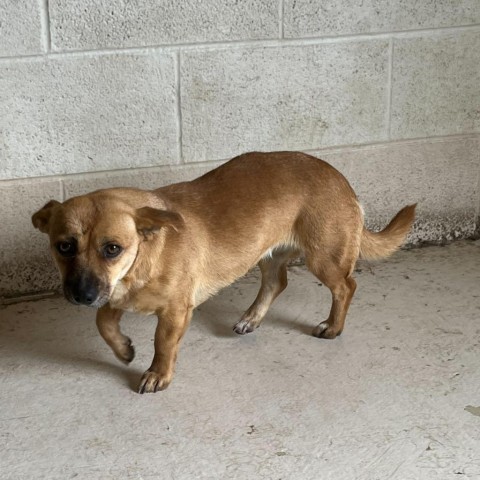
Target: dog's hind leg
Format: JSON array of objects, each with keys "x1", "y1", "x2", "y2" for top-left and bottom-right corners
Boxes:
[
  {"x1": 306, "y1": 253, "x2": 357, "y2": 339},
  {"x1": 233, "y1": 248, "x2": 295, "y2": 335},
  {"x1": 96, "y1": 304, "x2": 135, "y2": 364}
]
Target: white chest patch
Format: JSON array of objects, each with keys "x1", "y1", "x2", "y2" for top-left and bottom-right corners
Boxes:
[
  {"x1": 109, "y1": 279, "x2": 154, "y2": 315},
  {"x1": 110, "y1": 280, "x2": 129, "y2": 306}
]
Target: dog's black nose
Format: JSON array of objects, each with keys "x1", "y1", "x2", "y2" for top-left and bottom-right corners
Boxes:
[
  {"x1": 73, "y1": 288, "x2": 96, "y2": 305},
  {"x1": 66, "y1": 274, "x2": 99, "y2": 306}
]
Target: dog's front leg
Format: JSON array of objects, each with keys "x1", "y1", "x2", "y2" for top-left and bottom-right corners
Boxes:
[
  {"x1": 138, "y1": 304, "x2": 193, "y2": 394},
  {"x1": 96, "y1": 304, "x2": 135, "y2": 364}
]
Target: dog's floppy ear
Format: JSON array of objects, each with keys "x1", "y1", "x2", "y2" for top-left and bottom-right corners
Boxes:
[
  {"x1": 32, "y1": 200, "x2": 61, "y2": 233},
  {"x1": 135, "y1": 207, "x2": 184, "y2": 238}
]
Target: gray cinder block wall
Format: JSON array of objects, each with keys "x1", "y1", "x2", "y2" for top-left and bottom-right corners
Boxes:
[{"x1": 0, "y1": 1, "x2": 479, "y2": 299}]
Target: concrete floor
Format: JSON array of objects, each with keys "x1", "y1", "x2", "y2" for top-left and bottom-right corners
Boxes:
[{"x1": 1, "y1": 241, "x2": 480, "y2": 479}]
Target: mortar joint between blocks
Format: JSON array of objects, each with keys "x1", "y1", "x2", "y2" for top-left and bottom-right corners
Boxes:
[
  {"x1": 279, "y1": 0, "x2": 284, "y2": 39},
  {"x1": 175, "y1": 51, "x2": 184, "y2": 164},
  {"x1": 386, "y1": 37, "x2": 394, "y2": 140},
  {"x1": 60, "y1": 179, "x2": 66, "y2": 202},
  {"x1": 40, "y1": 0, "x2": 52, "y2": 53}
]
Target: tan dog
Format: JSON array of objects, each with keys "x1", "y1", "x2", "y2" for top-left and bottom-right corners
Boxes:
[{"x1": 32, "y1": 152, "x2": 415, "y2": 393}]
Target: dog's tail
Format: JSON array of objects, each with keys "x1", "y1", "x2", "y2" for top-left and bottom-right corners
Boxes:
[{"x1": 359, "y1": 204, "x2": 416, "y2": 260}]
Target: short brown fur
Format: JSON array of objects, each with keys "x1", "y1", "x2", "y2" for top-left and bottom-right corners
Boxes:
[{"x1": 32, "y1": 152, "x2": 416, "y2": 393}]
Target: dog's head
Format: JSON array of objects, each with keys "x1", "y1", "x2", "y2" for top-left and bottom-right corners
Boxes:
[{"x1": 32, "y1": 191, "x2": 183, "y2": 308}]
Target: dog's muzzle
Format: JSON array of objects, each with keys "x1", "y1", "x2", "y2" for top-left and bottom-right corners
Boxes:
[{"x1": 64, "y1": 272, "x2": 101, "y2": 307}]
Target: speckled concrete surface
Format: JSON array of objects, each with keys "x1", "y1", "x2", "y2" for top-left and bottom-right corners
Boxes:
[{"x1": 1, "y1": 241, "x2": 479, "y2": 479}]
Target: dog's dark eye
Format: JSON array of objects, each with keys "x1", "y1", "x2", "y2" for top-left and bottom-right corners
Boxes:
[
  {"x1": 56, "y1": 241, "x2": 76, "y2": 257},
  {"x1": 103, "y1": 244, "x2": 123, "y2": 258}
]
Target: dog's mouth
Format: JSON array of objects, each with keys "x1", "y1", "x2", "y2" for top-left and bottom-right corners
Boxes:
[{"x1": 89, "y1": 294, "x2": 110, "y2": 309}]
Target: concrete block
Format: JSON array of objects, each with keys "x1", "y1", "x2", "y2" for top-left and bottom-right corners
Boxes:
[
  {"x1": 391, "y1": 31, "x2": 480, "y2": 139},
  {"x1": 284, "y1": 0, "x2": 480, "y2": 38},
  {"x1": 0, "y1": 179, "x2": 62, "y2": 298},
  {"x1": 0, "y1": 0, "x2": 44, "y2": 56},
  {"x1": 49, "y1": 0, "x2": 279, "y2": 51},
  {"x1": 181, "y1": 41, "x2": 389, "y2": 162},
  {"x1": 63, "y1": 162, "x2": 223, "y2": 198},
  {"x1": 316, "y1": 136, "x2": 480, "y2": 243},
  {"x1": 0, "y1": 52, "x2": 178, "y2": 180}
]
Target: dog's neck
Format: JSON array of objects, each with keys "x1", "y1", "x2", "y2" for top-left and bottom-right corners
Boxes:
[{"x1": 109, "y1": 228, "x2": 169, "y2": 310}]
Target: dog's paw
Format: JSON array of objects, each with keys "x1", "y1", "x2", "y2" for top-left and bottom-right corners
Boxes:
[
  {"x1": 114, "y1": 337, "x2": 135, "y2": 364},
  {"x1": 312, "y1": 321, "x2": 341, "y2": 339},
  {"x1": 233, "y1": 318, "x2": 257, "y2": 335},
  {"x1": 138, "y1": 370, "x2": 171, "y2": 394}
]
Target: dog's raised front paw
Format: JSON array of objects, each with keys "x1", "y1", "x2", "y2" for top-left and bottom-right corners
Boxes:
[
  {"x1": 114, "y1": 337, "x2": 135, "y2": 364},
  {"x1": 312, "y1": 321, "x2": 341, "y2": 339},
  {"x1": 138, "y1": 370, "x2": 171, "y2": 394}
]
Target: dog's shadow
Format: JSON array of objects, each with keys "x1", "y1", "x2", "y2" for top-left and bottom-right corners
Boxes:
[
  {"x1": 0, "y1": 298, "x2": 144, "y2": 391},
  {"x1": 195, "y1": 301, "x2": 314, "y2": 337},
  {"x1": 193, "y1": 281, "x2": 317, "y2": 338}
]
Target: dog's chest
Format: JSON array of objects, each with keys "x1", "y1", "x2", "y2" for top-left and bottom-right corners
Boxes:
[
  {"x1": 110, "y1": 280, "x2": 130, "y2": 306},
  {"x1": 110, "y1": 280, "x2": 154, "y2": 315}
]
